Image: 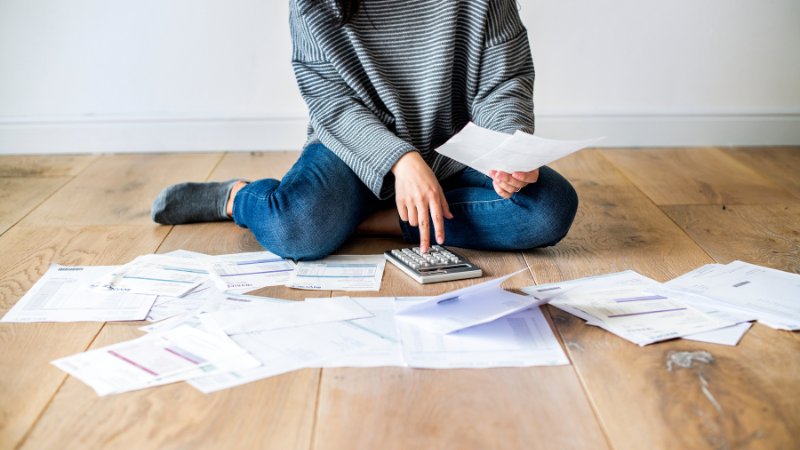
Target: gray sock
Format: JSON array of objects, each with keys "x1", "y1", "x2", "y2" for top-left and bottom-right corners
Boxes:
[{"x1": 151, "y1": 179, "x2": 241, "y2": 225}]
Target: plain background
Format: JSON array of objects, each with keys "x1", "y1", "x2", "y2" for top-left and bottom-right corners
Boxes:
[{"x1": 0, "y1": 0, "x2": 798, "y2": 153}]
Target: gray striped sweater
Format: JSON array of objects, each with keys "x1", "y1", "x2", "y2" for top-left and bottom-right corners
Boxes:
[{"x1": 290, "y1": 0, "x2": 535, "y2": 199}]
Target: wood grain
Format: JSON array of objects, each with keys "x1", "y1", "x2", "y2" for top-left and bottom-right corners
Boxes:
[
  {"x1": 528, "y1": 149, "x2": 800, "y2": 449},
  {"x1": 725, "y1": 147, "x2": 800, "y2": 198},
  {"x1": 663, "y1": 204, "x2": 800, "y2": 273},
  {"x1": 20, "y1": 322, "x2": 320, "y2": 450},
  {"x1": 0, "y1": 225, "x2": 169, "y2": 449},
  {"x1": 601, "y1": 148, "x2": 795, "y2": 206},
  {"x1": 210, "y1": 151, "x2": 300, "y2": 182},
  {"x1": 0, "y1": 177, "x2": 69, "y2": 235},
  {"x1": 0, "y1": 154, "x2": 98, "y2": 178},
  {"x1": 315, "y1": 366, "x2": 609, "y2": 450},
  {"x1": 314, "y1": 238, "x2": 610, "y2": 450},
  {"x1": 19, "y1": 153, "x2": 223, "y2": 226},
  {"x1": 18, "y1": 153, "x2": 322, "y2": 450},
  {"x1": 530, "y1": 150, "x2": 710, "y2": 283}
]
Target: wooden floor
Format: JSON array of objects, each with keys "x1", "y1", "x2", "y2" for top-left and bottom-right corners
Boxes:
[{"x1": 1, "y1": 147, "x2": 798, "y2": 450}]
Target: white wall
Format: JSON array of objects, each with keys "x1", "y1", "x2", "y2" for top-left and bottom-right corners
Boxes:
[{"x1": 0, "y1": 0, "x2": 798, "y2": 153}]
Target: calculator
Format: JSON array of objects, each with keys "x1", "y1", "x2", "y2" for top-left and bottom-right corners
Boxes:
[{"x1": 384, "y1": 245, "x2": 482, "y2": 284}]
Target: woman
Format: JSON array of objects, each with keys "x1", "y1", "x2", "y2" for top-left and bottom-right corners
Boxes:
[{"x1": 151, "y1": 0, "x2": 578, "y2": 260}]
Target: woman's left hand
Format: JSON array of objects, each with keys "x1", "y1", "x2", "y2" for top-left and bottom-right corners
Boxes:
[{"x1": 490, "y1": 169, "x2": 540, "y2": 199}]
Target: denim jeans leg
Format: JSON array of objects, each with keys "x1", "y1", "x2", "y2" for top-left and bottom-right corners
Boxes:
[
  {"x1": 231, "y1": 143, "x2": 383, "y2": 260},
  {"x1": 400, "y1": 166, "x2": 578, "y2": 250}
]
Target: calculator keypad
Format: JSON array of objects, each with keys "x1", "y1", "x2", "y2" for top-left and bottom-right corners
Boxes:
[{"x1": 385, "y1": 245, "x2": 482, "y2": 284}]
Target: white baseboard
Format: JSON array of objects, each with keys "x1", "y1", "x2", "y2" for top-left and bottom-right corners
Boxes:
[{"x1": 1, "y1": 112, "x2": 798, "y2": 154}]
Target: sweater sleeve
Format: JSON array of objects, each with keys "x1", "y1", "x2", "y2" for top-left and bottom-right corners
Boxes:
[
  {"x1": 471, "y1": 0, "x2": 535, "y2": 135},
  {"x1": 290, "y1": 6, "x2": 416, "y2": 199}
]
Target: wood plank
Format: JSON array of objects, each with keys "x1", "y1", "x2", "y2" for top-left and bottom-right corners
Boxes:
[
  {"x1": 527, "y1": 150, "x2": 800, "y2": 449},
  {"x1": 530, "y1": 150, "x2": 710, "y2": 282},
  {"x1": 20, "y1": 152, "x2": 322, "y2": 450},
  {"x1": 0, "y1": 225, "x2": 169, "y2": 449},
  {"x1": 602, "y1": 148, "x2": 795, "y2": 205},
  {"x1": 0, "y1": 177, "x2": 69, "y2": 235},
  {"x1": 0, "y1": 154, "x2": 98, "y2": 178},
  {"x1": 662, "y1": 204, "x2": 800, "y2": 273},
  {"x1": 19, "y1": 153, "x2": 223, "y2": 226},
  {"x1": 20, "y1": 322, "x2": 320, "y2": 450},
  {"x1": 724, "y1": 147, "x2": 800, "y2": 198},
  {"x1": 210, "y1": 151, "x2": 300, "y2": 182},
  {"x1": 315, "y1": 238, "x2": 610, "y2": 450}
]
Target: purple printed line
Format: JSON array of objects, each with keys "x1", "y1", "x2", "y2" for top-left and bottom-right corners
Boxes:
[
  {"x1": 220, "y1": 268, "x2": 293, "y2": 277},
  {"x1": 614, "y1": 295, "x2": 668, "y2": 303},
  {"x1": 108, "y1": 350, "x2": 158, "y2": 376},
  {"x1": 163, "y1": 347, "x2": 202, "y2": 365},
  {"x1": 608, "y1": 307, "x2": 687, "y2": 318},
  {"x1": 536, "y1": 287, "x2": 561, "y2": 292},
  {"x1": 235, "y1": 259, "x2": 284, "y2": 265}
]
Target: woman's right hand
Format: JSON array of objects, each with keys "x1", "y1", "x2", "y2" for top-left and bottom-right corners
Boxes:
[{"x1": 391, "y1": 151, "x2": 453, "y2": 253}]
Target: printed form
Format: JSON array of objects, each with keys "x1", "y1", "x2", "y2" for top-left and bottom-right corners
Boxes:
[
  {"x1": 96, "y1": 254, "x2": 210, "y2": 297},
  {"x1": 52, "y1": 324, "x2": 260, "y2": 396},
  {"x1": 523, "y1": 271, "x2": 744, "y2": 346},
  {"x1": 2, "y1": 265, "x2": 157, "y2": 323},
  {"x1": 667, "y1": 260, "x2": 800, "y2": 330},
  {"x1": 287, "y1": 255, "x2": 386, "y2": 291},
  {"x1": 208, "y1": 251, "x2": 295, "y2": 293}
]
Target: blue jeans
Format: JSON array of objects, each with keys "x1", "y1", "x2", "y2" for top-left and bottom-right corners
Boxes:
[{"x1": 232, "y1": 143, "x2": 578, "y2": 260}]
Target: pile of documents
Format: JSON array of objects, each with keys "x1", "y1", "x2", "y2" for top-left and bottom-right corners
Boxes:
[
  {"x1": 2, "y1": 250, "x2": 387, "y2": 324},
  {"x1": 3, "y1": 248, "x2": 798, "y2": 397},
  {"x1": 5, "y1": 260, "x2": 569, "y2": 395},
  {"x1": 522, "y1": 260, "x2": 800, "y2": 346}
]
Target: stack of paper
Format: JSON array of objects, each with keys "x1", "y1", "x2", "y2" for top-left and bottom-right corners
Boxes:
[
  {"x1": 2, "y1": 250, "x2": 391, "y2": 327},
  {"x1": 522, "y1": 271, "x2": 747, "y2": 346},
  {"x1": 667, "y1": 261, "x2": 800, "y2": 330},
  {"x1": 435, "y1": 122, "x2": 603, "y2": 176}
]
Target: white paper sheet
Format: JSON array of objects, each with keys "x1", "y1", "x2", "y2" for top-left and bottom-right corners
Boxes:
[
  {"x1": 2, "y1": 265, "x2": 157, "y2": 323},
  {"x1": 394, "y1": 269, "x2": 538, "y2": 334},
  {"x1": 522, "y1": 271, "x2": 739, "y2": 346},
  {"x1": 145, "y1": 281, "x2": 230, "y2": 322},
  {"x1": 188, "y1": 320, "x2": 387, "y2": 393},
  {"x1": 395, "y1": 299, "x2": 568, "y2": 368},
  {"x1": 52, "y1": 325, "x2": 260, "y2": 395},
  {"x1": 666, "y1": 260, "x2": 800, "y2": 330},
  {"x1": 286, "y1": 255, "x2": 386, "y2": 291},
  {"x1": 95, "y1": 254, "x2": 211, "y2": 297},
  {"x1": 682, "y1": 322, "x2": 753, "y2": 346},
  {"x1": 435, "y1": 122, "x2": 602, "y2": 176},
  {"x1": 199, "y1": 296, "x2": 374, "y2": 335},
  {"x1": 306, "y1": 297, "x2": 406, "y2": 368},
  {"x1": 141, "y1": 293, "x2": 292, "y2": 334},
  {"x1": 208, "y1": 251, "x2": 295, "y2": 293}
]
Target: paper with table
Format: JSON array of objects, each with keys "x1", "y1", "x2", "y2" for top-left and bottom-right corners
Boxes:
[
  {"x1": 2, "y1": 265, "x2": 157, "y2": 323},
  {"x1": 435, "y1": 122, "x2": 603, "y2": 176},
  {"x1": 522, "y1": 271, "x2": 747, "y2": 346},
  {"x1": 666, "y1": 260, "x2": 800, "y2": 330},
  {"x1": 52, "y1": 324, "x2": 261, "y2": 396},
  {"x1": 287, "y1": 255, "x2": 386, "y2": 291}
]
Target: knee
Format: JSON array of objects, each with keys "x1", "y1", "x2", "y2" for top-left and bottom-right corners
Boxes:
[
  {"x1": 255, "y1": 208, "x2": 351, "y2": 261},
  {"x1": 511, "y1": 167, "x2": 579, "y2": 249}
]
